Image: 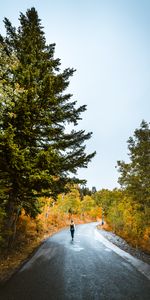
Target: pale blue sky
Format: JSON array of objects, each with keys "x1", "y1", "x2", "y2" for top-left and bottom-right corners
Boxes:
[{"x1": 1, "y1": 1, "x2": 150, "y2": 190}]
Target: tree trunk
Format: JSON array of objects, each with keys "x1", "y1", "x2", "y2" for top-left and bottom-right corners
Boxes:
[{"x1": 4, "y1": 197, "x2": 19, "y2": 249}]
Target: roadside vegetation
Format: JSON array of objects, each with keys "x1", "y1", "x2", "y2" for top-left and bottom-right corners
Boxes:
[
  {"x1": 0, "y1": 7, "x2": 149, "y2": 282},
  {"x1": 0, "y1": 186, "x2": 101, "y2": 281},
  {"x1": 94, "y1": 120, "x2": 150, "y2": 253}
]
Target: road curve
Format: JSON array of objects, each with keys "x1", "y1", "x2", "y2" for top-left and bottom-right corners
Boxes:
[{"x1": 0, "y1": 222, "x2": 150, "y2": 300}]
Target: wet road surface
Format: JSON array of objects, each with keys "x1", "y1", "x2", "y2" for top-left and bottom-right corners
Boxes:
[{"x1": 0, "y1": 222, "x2": 150, "y2": 300}]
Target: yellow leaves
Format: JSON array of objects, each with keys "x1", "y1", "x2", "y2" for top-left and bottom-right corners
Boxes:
[
  {"x1": 14, "y1": 83, "x2": 25, "y2": 94},
  {"x1": 81, "y1": 195, "x2": 95, "y2": 212},
  {"x1": 101, "y1": 190, "x2": 150, "y2": 252},
  {"x1": 57, "y1": 188, "x2": 81, "y2": 214},
  {"x1": 143, "y1": 227, "x2": 150, "y2": 241},
  {"x1": 14, "y1": 83, "x2": 20, "y2": 90},
  {"x1": 8, "y1": 112, "x2": 16, "y2": 119}
]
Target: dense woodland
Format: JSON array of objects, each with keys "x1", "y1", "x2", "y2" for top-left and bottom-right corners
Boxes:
[{"x1": 0, "y1": 7, "x2": 150, "y2": 257}]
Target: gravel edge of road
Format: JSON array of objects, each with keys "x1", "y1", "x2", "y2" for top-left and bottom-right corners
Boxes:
[{"x1": 97, "y1": 227, "x2": 150, "y2": 265}]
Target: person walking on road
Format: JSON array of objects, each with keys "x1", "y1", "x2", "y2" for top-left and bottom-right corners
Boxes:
[{"x1": 70, "y1": 220, "x2": 75, "y2": 241}]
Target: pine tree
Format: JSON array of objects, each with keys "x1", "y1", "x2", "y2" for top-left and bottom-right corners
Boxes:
[
  {"x1": 0, "y1": 8, "x2": 95, "y2": 243},
  {"x1": 0, "y1": 43, "x2": 33, "y2": 245},
  {"x1": 117, "y1": 120, "x2": 150, "y2": 209}
]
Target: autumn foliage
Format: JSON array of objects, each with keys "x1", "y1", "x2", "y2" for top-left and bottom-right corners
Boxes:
[{"x1": 0, "y1": 8, "x2": 149, "y2": 281}]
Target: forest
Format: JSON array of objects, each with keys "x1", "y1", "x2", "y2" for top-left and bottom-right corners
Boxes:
[{"x1": 0, "y1": 7, "x2": 150, "y2": 280}]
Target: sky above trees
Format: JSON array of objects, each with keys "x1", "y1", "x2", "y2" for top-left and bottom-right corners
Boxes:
[{"x1": 1, "y1": 0, "x2": 150, "y2": 190}]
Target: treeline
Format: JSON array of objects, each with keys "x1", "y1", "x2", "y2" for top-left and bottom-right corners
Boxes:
[
  {"x1": 0, "y1": 185, "x2": 101, "y2": 254},
  {"x1": 0, "y1": 7, "x2": 149, "y2": 254},
  {"x1": 93, "y1": 121, "x2": 150, "y2": 252},
  {"x1": 0, "y1": 8, "x2": 95, "y2": 248}
]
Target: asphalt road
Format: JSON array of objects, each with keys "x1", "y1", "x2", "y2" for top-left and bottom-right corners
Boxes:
[{"x1": 0, "y1": 222, "x2": 150, "y2": 300}]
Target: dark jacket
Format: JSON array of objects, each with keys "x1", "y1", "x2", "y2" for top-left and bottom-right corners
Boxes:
[{"x1": 70, "y1": 224, "x2": 75, "y2": 231}]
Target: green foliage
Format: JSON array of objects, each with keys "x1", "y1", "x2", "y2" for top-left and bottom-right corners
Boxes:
[
  {"x1": 92, "y1": 189, "x2": 123, "y2": 215},
  {"x1": 79, "y1": 186, "x2": 92, "y2": 200},
  {"x1": 56, "y1": 185, "x2": 100, "y2": 220},
  {"x1": 0, "y1": 7, "x2": 95, "y2": 198},
  {"x1": 0, "y1": 206, "x2": 6, "y2": 243},
  {"x1": 0, "y1": 8, "x2": 95, "y2": 244},
  {"x1": 114, "y1": 121, "x2": 150, "y2": 246},
  {"x1": 81, "y1": 195, "x2": 95, "y2": 213},
  {"x1": 57, "y1": 187, "x2": 81, "y2": 214},
  {"x1": 117, "y1": 120, "x2": 150, "y2": 208},
  {"x1": 107, "y1": 196, "x2": 149, "y2": 241},
  {"x1": 94, "y1": 122, "x2": 150, "y2": 251}
]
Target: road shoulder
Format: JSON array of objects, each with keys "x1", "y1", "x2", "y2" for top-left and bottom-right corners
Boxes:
[{"x1": 96, "y1": 228, "x2": 150, "y2": 280}]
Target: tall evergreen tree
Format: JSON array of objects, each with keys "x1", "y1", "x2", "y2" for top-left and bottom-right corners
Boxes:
[
  {"x1": 0, "y1": 8, "x2": 95, "y2": 242},
  {"x1": 117, "y1": 120, "x2": 150, "y2": 209}
]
